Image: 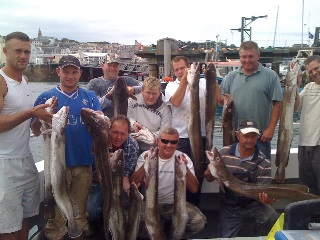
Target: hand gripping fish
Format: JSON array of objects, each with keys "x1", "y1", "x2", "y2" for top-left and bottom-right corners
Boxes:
[
  {"x1": 109, "y1": 149, "x2": 126, "y2": 240},
  {"x1": 131, "y1": 126, "x2": 156, "y2": 145},
  {"x1": 206, "y1": 148, "x2": 319, "y2": 202},
  {"x1": 170, "y1": 154, "x2": 188, "y2": 240},
  {"x1": 204, "y1": 63, "x2": 217, "y2": 151},
  {"x1": 51, "y1": 106, "x2": 82, "y2": 238},
  {"x1": 187, "y1": 62, "x2": 204, "y2": 178},
  {"x1": 80, "y1": 108, "x2": 112, "y2": 240},
  {"x1": 275, "y1": 61, "x2": 300, "y2": 183},
  {"x1": 41, "y1": 96, "x2": 58, "y2": 219},
  {"x1": 145, "y1": 147, "x2": 166, "y2": 240}
]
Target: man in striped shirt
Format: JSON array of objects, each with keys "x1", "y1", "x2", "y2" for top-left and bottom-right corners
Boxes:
[{"x1": 205, "y1": 120, "x2": 279, "y2": 238}]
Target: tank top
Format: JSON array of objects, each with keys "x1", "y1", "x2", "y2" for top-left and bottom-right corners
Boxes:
[{"x1": 0, "y1": 69, "x2": 33, "y2": 159}]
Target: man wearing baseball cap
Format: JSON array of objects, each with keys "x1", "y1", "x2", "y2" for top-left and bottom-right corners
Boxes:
[
  {"x1": 204, "y1": 120, "x2": 279, "y2": 238},
  {"x1": 31, "y1": 55, "x2": 103, "y2": 240},
  {"x1": 87, "y1": 53, "x2": 142, "y2": 118}
]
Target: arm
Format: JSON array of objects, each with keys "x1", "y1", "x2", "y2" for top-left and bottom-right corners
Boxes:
[
  {"x1": 181, "y1": 154, "x2": 199, "y2": 193},
  {"x1": 204, "y1": 165, "x2": 216, "y2": 182},
  {"x1": 130, "y1": 163, "x2": 145, "y2": 186},
  {"x1": 169, "y1": 69, "x2": 188, "y2": 107},
  {"x1": 294, "y1": 73, "x2": 302, "y2": 112},
  {"x1": 260, "y1": 101, "x2": 282, "y2": 142},
  {"x1": 126, "y1": 77, "x2": 143, "y2": 95},
  {"x1": 153, "y1": 105, "x2": 172, "y2": 138},
  {"x1": 215, "y1": 82, "x2": 221, "y2": 104}
]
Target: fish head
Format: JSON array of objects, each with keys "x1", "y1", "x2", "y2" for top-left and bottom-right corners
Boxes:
[
  {"x1": 187, "y1": 62, "x2": 201, "y2": 87},
  {"x1": 132, "y1": 127, "x2": 156, "y2": 145},
  {"x1": 222, "y1": 98, "x2": 235, "y2": 123},
  {"x1": 111, "y1": 149, "x2": 124, "y2": 173},
  {"x1": 285, "y1": 61, "x2": 300, "y2": 87},
  {"x1": 113, "y1": 77, "x2": 128, "y2": 95},
  {"x1": 80, "y1": 108, "x2": 110, "y2": 136},
  {"x1": 175, "y1": 154, "x2": 187, "y2": 178},
  {"x1": 205, "y1": 148, "x2": 228, "y2": 181},
  {"x1": 204, "y1": 63, "x2": 217, "y2": 82},
  {"x1": 52, "y1": 106, "x2": 69, "y2": 135}
]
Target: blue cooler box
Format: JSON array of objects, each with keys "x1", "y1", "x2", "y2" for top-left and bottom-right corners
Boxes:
[{"x1": 275, "y1": 230, "x2": 320, "y2": 240}]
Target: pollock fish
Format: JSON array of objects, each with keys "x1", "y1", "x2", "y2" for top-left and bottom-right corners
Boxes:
[
  {"x1": 187, "y1": 62, "x2": 204, "y2": 178},
  {"x1": 206, "y1": 148, "x2": 319, "y2": 202},
  {"x1": 80, "y1": 108, "x2": 112, "y2": 240},
  {"x1": 170, "y1": 154, "x2": 188, "y2": 240},
  {"x1": 221, "y1": 98, "x2": 235, "y2": 147},
  {"x1": 127, "y1": 182, "x2": 143, "y2": 240},
  {"x1": 42, "y1": 96, "x2": 58, "y2": 219},
  {"x1": 204, "y1": 63, "x2": 217, "y2": 151},
  {"x1": 131, "y1": 126, "x2": 156, "y2": 145},
  {"x1": 51, "y1": 106, "x2": 82, "y2": 238},
  {"x1": 109, "y1": 149, "x2": 126, "y2": 240},
  {"x1": 145, "y1": 147, "x2": 166, "y2": 240},
  {"x1": 113, "y1": 77, "x2": 129, "y2": 117},
  {"x1": 275, "y1": 61, "x2": 300, "y2": 183}
]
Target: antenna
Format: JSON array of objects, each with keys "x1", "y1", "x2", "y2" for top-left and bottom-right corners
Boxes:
[{"x1": 273, "y1": 6, "x2": 279, "y2": 48}]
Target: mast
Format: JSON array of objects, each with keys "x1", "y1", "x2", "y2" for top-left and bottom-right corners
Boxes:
[
  {"x1": 273, "y1": 6, "x2": 279, "y2": 47},
  {"x1": 301, "y1": 0, "x2": 304, "y2": 47}
]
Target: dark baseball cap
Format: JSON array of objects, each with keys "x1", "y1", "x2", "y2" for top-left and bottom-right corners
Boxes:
[
  {"x1": 59, "y1": 55, "x2": 81, "y2": 69},
  {"x1": 237, "y1": 120, "x2": 260, "y2": 135}
]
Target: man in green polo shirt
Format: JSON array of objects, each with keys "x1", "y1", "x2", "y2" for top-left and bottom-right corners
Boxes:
[{"x1": 219, "y1": 41, "x2": 283, "y2": 159}]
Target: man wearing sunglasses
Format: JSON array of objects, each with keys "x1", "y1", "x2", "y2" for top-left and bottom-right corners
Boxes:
[{"x1": 130, "y1": 126, "x2": 207, "y2": 239}]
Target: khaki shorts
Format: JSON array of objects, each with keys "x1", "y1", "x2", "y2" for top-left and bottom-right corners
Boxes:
[{"x1": 0, "y1": 154, "x2": 40, "y2": 234}]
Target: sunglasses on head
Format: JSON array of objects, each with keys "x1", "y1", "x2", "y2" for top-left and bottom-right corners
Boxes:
[{"x1": 160, "y1": 139, "x2": 178, "y2": 145}]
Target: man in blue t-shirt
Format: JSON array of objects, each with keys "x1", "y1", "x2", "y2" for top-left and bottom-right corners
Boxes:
[{"x1": 31, "y1": 55, "x2": 102, "y2": 240}]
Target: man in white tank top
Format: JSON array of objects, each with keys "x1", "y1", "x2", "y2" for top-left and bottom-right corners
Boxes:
[{"x1": 0, "y1": 32, "x2": 52, "y2": 240}]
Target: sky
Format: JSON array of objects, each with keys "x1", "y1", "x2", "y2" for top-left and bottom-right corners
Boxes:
[{"x1": 1, "y1": 0, "x2": 319, "y2": 48}]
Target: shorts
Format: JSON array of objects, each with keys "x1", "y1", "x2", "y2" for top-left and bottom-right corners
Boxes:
[{"x1": 0, "y1": 154, "x2": 40, "y2": 234}]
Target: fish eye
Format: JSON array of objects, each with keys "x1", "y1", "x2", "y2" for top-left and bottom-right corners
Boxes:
[
  {"x1": 228, "y1": 109, "x2": 231, "y2": 112},
  {"x1": 216, "y1": 157, "x2": 220, "y2": 161},
  {"x1": 118, "y1": 160, "x2": 122, "y2": 165}
]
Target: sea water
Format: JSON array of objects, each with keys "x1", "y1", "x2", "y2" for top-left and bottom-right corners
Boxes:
[{"x1": 28, "y1": 82, "x2": 301, "y2": 164}]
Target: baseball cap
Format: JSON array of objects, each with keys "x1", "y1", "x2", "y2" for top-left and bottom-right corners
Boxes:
[
  {"x1": 59, "y1": 55, "x2": 81, "y2": 69},
  {"x1": 103, "y1": 53, "x2": 120, "y2": 64},
  {"x1": 237, "y1": 120, "x2": 260, "y2": 135}
]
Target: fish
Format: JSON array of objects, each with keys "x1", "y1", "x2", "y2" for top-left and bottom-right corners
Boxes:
[
  {"x1": 131, "y1": 126, "x2": 156, "y2": 145},
  {"x1": 42, "y1": 96, "x2": 58, "y2": 219},
  {"x1": 275, "y1": 61, "x2": 300, "y2": 183},
  {"x1": 170, "y1": 154, "x2": 188, "y2": 240},
  {"x1": 204, "y1": 63, "x2": 217, "y2": 151},
  {"x1": 50, "y1": 106, "x2": 82, "y2": 238},
  {"x1": 145, "y1": 147, "x2": 166, "y2": 240},
  {"x1": 127, "y1": 182, "x2": 143, "y2": 240},
  {"x1": 206, "y1": 148, "x2": 320, "y2": 202},
  {"x1": 112, "y1": 77, "x2": 129, "y2": 117},
  {"x1": 109, "y1": 149, "x2": 126, "y2": 240},
  {"x1": 221, "y1": 98, "x2": 235, "y2": 147},
  {"x1": 187, "y1": 62, "x2": 204, "y2": 178},
  {"x1": 80, "y1": 108, "x2": 112, "y2": 240}
]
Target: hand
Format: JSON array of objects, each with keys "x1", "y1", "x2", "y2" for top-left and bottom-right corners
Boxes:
[
  {"x1": 259, "y1": 192, "x2": 275, "y2": 205},
  {"x1": 181, "y1": 153, "x2": 188, "y2": 165},
  {"x1": 204, "y1": 164, "x2": 215, "y2": 182},
  {"x1": 260, "y1": 127, "x2": 274, "y2": 142},
  {"x1": 33, "y1": 104, "x2": 53, "y2": 123},
  {"x1": 223, "y1": 94, "x2": 232, "y2": 104},
  {"x1": 133, "y1": 122, "x2": 143, "y2": 133},
  {"x1": 127, "y1": 86, "x2": 135, "y2": 96},
  {"x1": 180, "y1": 68, "x2": 189, "y2": 84}
]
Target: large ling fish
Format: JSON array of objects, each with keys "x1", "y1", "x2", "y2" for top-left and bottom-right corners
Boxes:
[
  {"x1": 145, "y1": 147, "x2": 166, "y2": 240},
  {"x1": 41, "y1": 96, "x2": 58, "y2": 219},
  {"x1": 51, "y1": 106, "x2": 82, "y2": 238},
  {"x1": 131, "y1": 126, "x2": 156, "y2": 145},
  {"x1": 275, "y1": 61, "x2": 300, "y2": 183},
  {"x1": 112, "y1": 77, "x2": 129, "y2": 117},
  {"x1": 204, "y1": 63, "x2": 217, "y2": 151},
  {"x1": 80, "y1": 108, "x2": 112, "y2": 240},
  {"x1": 170, "y1": 154, "x2": 188, "y2": 240},
  {"x1": 109, "y1": 149, "x2": 126, "y2": 240},
  {"x1": 221, "y1": 98, "x2": 235, "y2": 147},
  {"x1": 127, "y1": 182, "x2": 143, "y2": 240},
  {"x1": 187, "y1": 62, "x2": 204, "y2": 178},
  {"x1": 206, "y1": 148, "x2": 319, "y2": 202}
]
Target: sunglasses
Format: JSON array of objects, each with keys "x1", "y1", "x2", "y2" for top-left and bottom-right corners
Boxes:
[{"x1": 160, "y1": 139, "x2": 178, "y2": 145}]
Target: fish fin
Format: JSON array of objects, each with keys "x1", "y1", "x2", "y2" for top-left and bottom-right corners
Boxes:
[{"x1": 217, "y1": 179, "x2": 225, "y2": 193}]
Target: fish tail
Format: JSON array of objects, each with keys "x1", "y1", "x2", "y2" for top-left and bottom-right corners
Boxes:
[
  {"x1": 275, "y1": 168, "x2": 286, "y2": 183},
  {"x1": 67, "y1": 220, "x2": 82, "y2": 238}
]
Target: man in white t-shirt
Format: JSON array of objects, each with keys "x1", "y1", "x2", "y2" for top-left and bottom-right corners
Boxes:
[
  {"x1": 130, "y1": 126, "x2": 207, "y2": 239},
  {"x1": 294, "y1": 55, "x2": 320, "y2": 196}
]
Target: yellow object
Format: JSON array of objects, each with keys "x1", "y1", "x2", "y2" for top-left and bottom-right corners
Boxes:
[{"x1": 266, "y1": 213, "x2": 285, "y2": 240}]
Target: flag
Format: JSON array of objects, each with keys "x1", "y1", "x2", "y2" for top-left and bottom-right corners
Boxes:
[{"x1": 309, "y1": 32, "x2": 314, "y2": 39}]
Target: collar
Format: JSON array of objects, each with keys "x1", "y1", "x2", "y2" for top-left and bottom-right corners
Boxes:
[{"x1": 229, "y1": 143, "x2": 260, "y2": 161}]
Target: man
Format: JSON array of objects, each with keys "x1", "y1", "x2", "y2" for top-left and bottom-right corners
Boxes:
[
  {"x1": 31, "y1": 55, "x2": 102, "y2": 240},
  {"x1": 294, "y1": 55, "x2": 320, "y2": 196},
  {"x1": 128, "y1": 76, "x2": 172, "y2": 152},
  {"x1": 130, "y1": 126, "x2": 207, "y2": 239},
  {"x1": 219, "y1": 41, "x2": 283, "y2": 159},
  {"x1": 204, "y1": 120, "x2": 279, "y2": 238},
  {"x1": 164, "y1": 56, "x2": 221, "y2": 205},
  {"x1": 87, "y1": 53, "x2": 142, "y2": 118},
  {"x1": 86, "y1": 115, "x2": 139, "y2": 238},
  {"x1": 0, "y1": 31, "x2": 52, "y2": 240}
]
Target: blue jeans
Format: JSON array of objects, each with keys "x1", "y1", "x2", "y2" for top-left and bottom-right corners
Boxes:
[{"x1": 86, "y1": 182, "x2": 104, "y2": 222}]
